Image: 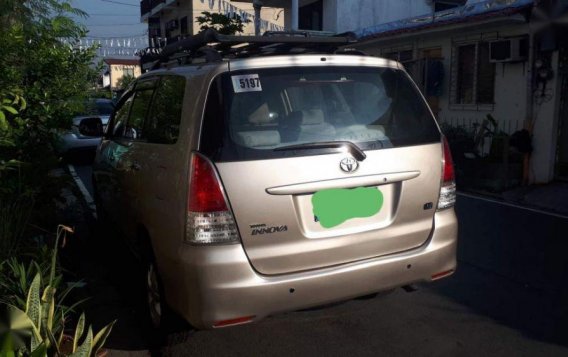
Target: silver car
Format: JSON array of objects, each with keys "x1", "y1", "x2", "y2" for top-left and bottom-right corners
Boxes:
[
  {"x1": 55, "y1": 99, "x2": 113, "y2": 157},
  {"x1": 93, "y1": 31, "x2": 457, "y2": 331}
]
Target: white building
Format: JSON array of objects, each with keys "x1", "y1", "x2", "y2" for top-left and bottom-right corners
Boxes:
[
  {"x1": 140, "y1": 0, "x2": 285, "y2": 48},
  {"x1": 233, "y1": 0, "x2": 466, "y2": 32},
  {"x1": 103, "y1": 58, "x2": 142, "y2": 91}
]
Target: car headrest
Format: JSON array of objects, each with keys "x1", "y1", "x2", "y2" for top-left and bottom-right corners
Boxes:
[
  {"x1": 301, "y1": 109, "x2": 325, "y2": 125},
  {"x1": 248, "y1": 103, "x2": 273, "y2": 125},
  {"x1": 233, "y1": 130, "x2": 281, "y2": 148}
]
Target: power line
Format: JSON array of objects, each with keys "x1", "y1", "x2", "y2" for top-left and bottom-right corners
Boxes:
[{"x1": 100, "y1": 0, "x2": 139, "y2": 7}]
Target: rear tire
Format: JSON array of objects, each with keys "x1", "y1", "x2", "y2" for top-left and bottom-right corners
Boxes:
[
  {"x1": 138, "y1": 231, "x2": 191, "y2": 347},
  {"x1": 146, "y1": 260, "x2": 168, "y2": 330}
]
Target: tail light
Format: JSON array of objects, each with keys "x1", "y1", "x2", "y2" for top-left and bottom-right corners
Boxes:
[
  {"x1": 437, "y1": 137, "x2": 456, "y2": 210},
  {"x1": 186, "y1": 153, "x2": 239, "y2": 244},
  {"x1": 213, "y1": 315, "x2": 255, "y2": 328}
]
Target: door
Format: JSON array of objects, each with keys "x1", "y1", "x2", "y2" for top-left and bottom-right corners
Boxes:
[
  {"x1": 130, "y1": 75, "x2": 187, "y2": 259},
  {"x1": 96, "y1": 92, "x2": 134, "y2": 223},
  {"x1": 118, "y1": 77, "x2": 158, "y2": 238},
  {"x1": 200, "y1": 65, "x2": 443, "y2": 275}
]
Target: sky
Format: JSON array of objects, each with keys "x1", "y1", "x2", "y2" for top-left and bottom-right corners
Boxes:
[
  {"x1": 71, "y1": 0, "x2": 146, "y2": 38},
  {"x1": 70, "y1": 0, "x2": 148, "y2": 58}
]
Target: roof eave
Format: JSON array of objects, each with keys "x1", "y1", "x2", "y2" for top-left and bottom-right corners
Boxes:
[
  {"x1": 355, "y1": 13, "x2": 529, "y2": 47},
  {"x1": 356, "y1": 2, "x2": 533, "y2": 44}
]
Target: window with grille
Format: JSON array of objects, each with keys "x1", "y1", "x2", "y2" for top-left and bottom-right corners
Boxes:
[{"x1": 451, "y1": 42, "x2": 495, "y2": 107}]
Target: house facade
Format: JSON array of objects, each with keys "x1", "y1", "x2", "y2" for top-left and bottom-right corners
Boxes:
[
  {"x1": 351, "y1": 0, "x2": 568, "y2": 185},
  {"x1": 140, "y1": 0, "x2": 285, "y2": 48},
  {"x1": 232, "y1": 0, "x2": 467, "y2": 32},
  {"x1": 103, "y1": 58, "x2": 142, "y2": 91}
]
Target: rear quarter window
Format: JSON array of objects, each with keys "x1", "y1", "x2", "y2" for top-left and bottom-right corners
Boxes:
[{"x1": 145, "y1": 76, "x2": 185, "y2": 144}]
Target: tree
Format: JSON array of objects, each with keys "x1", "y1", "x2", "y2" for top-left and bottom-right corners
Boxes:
[
  {"x1": 0, "y1": 0, "x2": 97, "y2": 159},
  {"x1": 0, "y1": 0, "x2": 98, "y2": 224},
  {"x1": 196, "y1": 11, "x2": 250, "y2": 35},
  {"x1": 116, "y1": 74, "x2": 136, "y2": 91}
]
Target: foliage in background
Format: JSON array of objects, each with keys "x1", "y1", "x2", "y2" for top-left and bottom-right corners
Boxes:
[
  {"x1": 115, "y1": 74, "x2": 136, "y2": 91},
  {"x1": 0, "y1": 0, "x2": 98, "y2": 181},
  {"x1": 196, "y1": 11, "x2": 250, "y2": 35},
  {"x1": 0, "y1": 199, "x2": 33, "y2": 261},
  {"x1": 87, "y1": 89, "x2": 112, "y2": 101},
  {"x1": 0, "y1": 226, "x2": 115, "y2": 356},
  {"x1": 0, "y1": 0, "x2": 99, "y2": 251}
]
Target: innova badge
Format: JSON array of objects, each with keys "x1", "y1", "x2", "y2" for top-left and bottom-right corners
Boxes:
[{"x1": 340, "y1": 157, "x2": 359, "y2": 173}]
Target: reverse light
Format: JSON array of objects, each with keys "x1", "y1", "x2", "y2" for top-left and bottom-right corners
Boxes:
[
  {"x1": 185, "y1": 153, "x2": 239, "y2": 244},
  {"x1": 437, "y1": 137, "x2": 456, "y2": 210}
]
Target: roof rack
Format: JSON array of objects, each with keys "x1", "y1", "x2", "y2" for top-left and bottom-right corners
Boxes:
[{"x1": 147, "y1": 29, "x2": 358, "y2": 69}]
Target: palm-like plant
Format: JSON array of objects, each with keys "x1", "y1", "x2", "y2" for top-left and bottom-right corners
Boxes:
[{"x1": 0, "y1": 226, "x2": 115, "y2": 356}]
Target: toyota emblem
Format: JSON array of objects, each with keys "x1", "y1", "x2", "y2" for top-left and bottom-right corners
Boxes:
[{"x1": 340, "y1": 157, "x2": 359, "y2": 173}]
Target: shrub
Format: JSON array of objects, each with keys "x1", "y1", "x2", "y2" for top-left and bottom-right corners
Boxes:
[{"x1": 0, "y1": 226, "x2": 115, "y2": 356}]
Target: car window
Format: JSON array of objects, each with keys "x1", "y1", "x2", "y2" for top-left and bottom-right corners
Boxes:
[
  {"x1": 200, "y1": 67, "x2": 441, "y2": 162},
  {"x1": 111, "y1": 94, "x2": 134, "y2": 138},
  {"x1": 124, "y1": 87, "x2": 154, "y2": 140},
  {"x1": 144, "y1": 76, "x2": 185, "y2": 144}
]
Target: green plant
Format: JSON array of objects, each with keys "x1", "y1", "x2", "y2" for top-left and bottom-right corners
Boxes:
[
  {"x1": 0, "y1": 198, "x2": 33, "y2": 261},
  {"x1": 87, "y1": 90, "x2": 111, "y2": 101},
  {"x1": 115, "y1": 75, "x2": 136, "y2": 91},
  {"x1": 0, "y1": 93, "x2": 26, "y2": 132},
  {"x1": 0, "y1": 245, "x2": 72, "y2": 313},
  {"x1": 0, "y1": 0, "x2": 99, "y2": 257},
  {"x1": 0, "y1": 0, "x2": 99, "y2": 204},
  {"x1": 0, "y1": 226, "x2": 115, "y2": 356},
  {"x1": 196, "y1": 11, "x2": 250, "y2": 35}
]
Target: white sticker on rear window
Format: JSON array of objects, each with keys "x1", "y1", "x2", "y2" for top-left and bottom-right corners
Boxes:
[{"x1": 231, "y1": 74, "x2": 262, "y2": 93}]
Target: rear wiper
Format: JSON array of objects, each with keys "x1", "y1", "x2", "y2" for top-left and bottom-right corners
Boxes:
[{"x1": 274, "y1": 141, "x2": 367, "y2": 161}]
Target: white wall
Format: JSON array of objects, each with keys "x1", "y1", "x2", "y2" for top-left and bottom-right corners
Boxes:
[
  {"x1": 109, "y1": 64, "x2": 142, "y2": 89},
  {"x1": 324, "y1": 0, "x2": 432, "y2": 33},
  {"x1": 102, "y1": 73, "x2": 110, "y2": 88}
]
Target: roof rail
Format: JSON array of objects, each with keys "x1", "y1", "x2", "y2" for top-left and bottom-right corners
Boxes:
[{"x1": 150, "y1": 29, "x2": 357, "y2": 69}]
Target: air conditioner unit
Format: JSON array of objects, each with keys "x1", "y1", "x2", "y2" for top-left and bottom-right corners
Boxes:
[{"x1": 489, "y1": 37, "x2": 528, "y2": 63}]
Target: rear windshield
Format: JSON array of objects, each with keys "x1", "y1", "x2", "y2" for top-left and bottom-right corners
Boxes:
[{"x1": 200, "y1": 66, "x2": 440, "y2": 161}]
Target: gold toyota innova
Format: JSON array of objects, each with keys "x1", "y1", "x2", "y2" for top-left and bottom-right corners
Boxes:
[{"x1": 93, "y1": 30, "x2": 458, "y2": 331}]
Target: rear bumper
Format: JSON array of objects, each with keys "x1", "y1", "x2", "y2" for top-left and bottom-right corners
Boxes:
[{"x1": 163, "y1": 209, "x2": 457, "y2": 329}]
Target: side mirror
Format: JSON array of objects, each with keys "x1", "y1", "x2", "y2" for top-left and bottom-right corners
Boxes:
[{"x1": 77, "y1": 117, "x2": 104, "y2": 137}]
